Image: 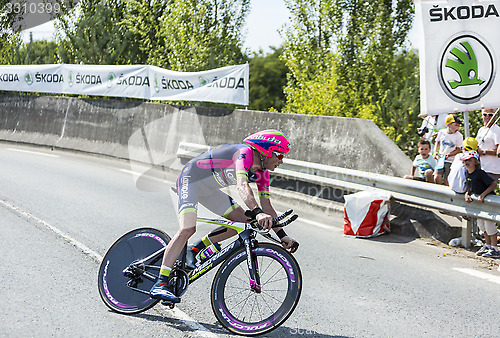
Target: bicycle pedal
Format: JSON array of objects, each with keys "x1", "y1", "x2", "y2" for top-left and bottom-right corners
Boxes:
[{"x1": 161, "y1": 300, "x2": 176, "y2": 309}]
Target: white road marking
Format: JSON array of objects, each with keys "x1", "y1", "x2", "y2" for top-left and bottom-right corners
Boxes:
[
  {"x1": 0, "y1": 199, "x2": 102, "y2": 262},
  {"x1": 8, "y1": 148, "x2": 59, "y2": 158},
  {"x1": 453, "y1": 268, "x2": 500, "y2": 285},
  {"x1": 299, "y1": 217, "x2": 343, "y2": 231},
  {"x1": 0, "y1": 198, "x2": 218, "y2": 338},
  {"x1": 161, "y1": 308, "x2": 219, "y2": 338},
  {"x1": 119, "y1": 168, "x2": 175, "y2": 184}
]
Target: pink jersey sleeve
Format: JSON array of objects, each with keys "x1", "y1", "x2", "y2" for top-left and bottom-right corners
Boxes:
[
  {"x1": 235, "y1": 146, "x2": 270, "y2": 199},
  {"x1": 235, "y1": 146, "x2": 254, "y2": 179}
]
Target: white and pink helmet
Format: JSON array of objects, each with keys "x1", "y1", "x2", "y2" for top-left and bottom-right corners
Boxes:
[{"x1": 243, "y1": 129, "x2": 290, "y2": 157}]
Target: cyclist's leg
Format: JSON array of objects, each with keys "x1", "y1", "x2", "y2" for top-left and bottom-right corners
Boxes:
[
  {"x1": 151, "y1": 170, "x2": 200, "y2": 302},
  {"x1": 192, "y1": 191, "x2": 247, "y2": 248},
  {"x1": 185, "y1": 191, "x2": 244, "y2": 268},
  {"x1": 150, "y1": 211, "x2": 195, "y2": 302},
  {"x1": 206, "y1": 206, "x2": 248, "y2": 242},
  {"x1": 160, "y1": 211, "x2": 197, "y2": 268}
]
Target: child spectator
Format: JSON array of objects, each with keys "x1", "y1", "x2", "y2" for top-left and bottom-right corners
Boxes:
[
  {"x1": 404, "y1": 139, "x2": 435, "y2": 183},
  {"x1": 461, "y1": 151, "x2": 499, "y2": 257},
  {"x1": 433, "y1": 114, "x2": 463, "y2": 185},
  {"x1": 448, "y1": 137, "x2": 478, "y2": 193}
]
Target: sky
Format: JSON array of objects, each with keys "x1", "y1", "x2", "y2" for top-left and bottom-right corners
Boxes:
[
  {"x1": 21, "y1": 0, "x2": 419, "y2": 53},
  {"x1": 243, "y1": 0, "x2": 290, "y2": 53}
]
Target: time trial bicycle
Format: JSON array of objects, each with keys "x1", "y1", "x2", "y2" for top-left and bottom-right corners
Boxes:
[{"x1": 97, "y1": 209, "x2": 302, "y2": 336}]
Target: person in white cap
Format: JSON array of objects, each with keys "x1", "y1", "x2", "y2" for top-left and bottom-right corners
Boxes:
[
  {"x1": 476, "y1": 108, "x2": 500, "y2": 184},
  {"x1": 461, "y1": 151, "x2": 499, "y2": 257}
]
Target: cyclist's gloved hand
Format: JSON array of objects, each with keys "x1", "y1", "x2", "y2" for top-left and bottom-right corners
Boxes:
[
  {"x1": 256, "y1": 212, "x2": 273, "y2": 231},
  {"x1": 280, "y1": 236, "x2": 299, "y2": 253}
]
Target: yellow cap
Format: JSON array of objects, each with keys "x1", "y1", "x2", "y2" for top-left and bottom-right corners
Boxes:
[
  {"x1": 463, "y1": 137, "x2": 478, "y2": 151},
  {"x1": 445, "y1": 114, "x2": 462, "y2": 125}
]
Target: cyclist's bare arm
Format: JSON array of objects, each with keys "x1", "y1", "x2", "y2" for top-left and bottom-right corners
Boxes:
[
  {"x1": 237, "y1": 177, "x2": 259, "y2": 210},
  {"x1": 260, "y1": 197, "x2": 278, "y2": 218},
  {"x1": 237, "y1": 177, "x2": 273, "y2": 229},
  {"x1": 260, "y1": 196, "x2": 298, "y2": 251}
]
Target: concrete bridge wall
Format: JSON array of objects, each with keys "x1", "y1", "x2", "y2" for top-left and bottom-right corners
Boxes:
[{"x1": 0, "y1": 94, "x2": 411, "y2": 176}]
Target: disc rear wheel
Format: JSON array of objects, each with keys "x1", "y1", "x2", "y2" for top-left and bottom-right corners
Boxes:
[{"x1": 98, "y1": 228, "x2": 170, "y2": 314}]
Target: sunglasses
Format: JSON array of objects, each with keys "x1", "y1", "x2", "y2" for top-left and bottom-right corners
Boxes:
[
  {"x1": 273, "y1": 151, "x2": 285, "y2": 160},
  {"x1": 482, "y1": 113, "x2": 494, "y2": 117}
]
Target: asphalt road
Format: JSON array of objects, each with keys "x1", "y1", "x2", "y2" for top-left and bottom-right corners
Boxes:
[{"x1": 1, "y1": 143, "x2": 500, "y2": 337}]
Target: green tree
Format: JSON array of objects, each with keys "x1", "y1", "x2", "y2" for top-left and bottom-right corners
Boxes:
[
  {"x1": 155, "y1": 0, "x2": 250, "y2": 71},
  {"x1": 18, "y1": 35, "x2": 59, "y2": 64},
  {"x1": 376, "y1": 50, "x2": 420, "y2": 156},
  {"x1": 282, "y1": 60, "x2": 342, "y2": 116},
  {"x1": 248, "y1": 47, "x2": 288, "y2": 112},
  {"x1": 281, "y1": 0, "x2": 335, "y2": 90},
  {"x1": 0, "y1": 33, "x2": 23, "y2": 64},
  {"x1": 0, "y1": 0, "x2": 23, "y2": 64},
  {"x1": 121, "y1": 0, "x2": 167, "y2": 65},
  {"x1": 1, "y1": 0, "x2": 24, "y2": 32},
  {"x1": 56, "y1": 0, "x2": 249, "y2": 71},
  {"x1": 281, "y1": 0, "x2": 419, "y2": 155},
  {"x1": 333, "y1": 0, "x2": 414, "y2": 113},
  {"x1": 56, "y1": 0, "x2": 133, "y2": 64}
]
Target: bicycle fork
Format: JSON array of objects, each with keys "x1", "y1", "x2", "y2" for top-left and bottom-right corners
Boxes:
[{"x1": 244, "y1": 236, "x2": 262, "y2": 293}]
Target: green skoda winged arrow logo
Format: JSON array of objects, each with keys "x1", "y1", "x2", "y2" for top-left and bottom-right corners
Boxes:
[
  {"x1": 24, "y1": 72, "x2": 33, "y2": 85},
  {"x1": 107, "y1": 73, "x2": 115, "y2": 88},
  {"x1": 445, "y1": 42, "x2": 484, "y2": 89},
  {"x1": 438, "y1": 32, "x2": 495, "y2": 104}
]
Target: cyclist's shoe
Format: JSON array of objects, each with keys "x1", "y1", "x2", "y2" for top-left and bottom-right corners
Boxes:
[
  {"x1": 185, "y1": 245, "x2": 198, "y2": 271},
  {"x1": 150, "y1": 278, "x2": 181, "y2": 303}
]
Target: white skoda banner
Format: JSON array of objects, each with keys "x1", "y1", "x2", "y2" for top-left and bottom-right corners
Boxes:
[
  {"x1": 0, "y1": 64, "x2": 249, "y2": 105},
  {"x1": 415, "y1": 0, "x2": 500, "y2": 115}
]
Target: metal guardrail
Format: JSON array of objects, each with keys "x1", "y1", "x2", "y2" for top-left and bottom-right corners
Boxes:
[
  {"x1": 278, "y1": 159, "x2": 500, "y2": 222},
  {"x1": 176, "y1": 142, "x2": 210, "y2": 161},
  {"x1": 177, "y1": 142, "x2": 500, "y2": 247}
]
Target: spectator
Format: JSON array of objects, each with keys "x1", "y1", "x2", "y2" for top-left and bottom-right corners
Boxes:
[
  {"x1": 476, "y1": 108, "x2": 500, "y2": 184},
  {"x1": 463, "y1": 137, "x2": 479, "y2": 152},
  {"x1": 461, "y1": 151, "x2": 499, "y2": 257},
  {"x1": 417, "y1": 114, "x2": 446, "y2": 153},
  {"x1": 433, "y1": 114, "x2": 463, "y2": 185},
  {"x1": 404, "y1": 139, "x2": 435, "y2": 183},
  {"x1": 448, "y1": 137, "x2": 478, "y2": 193}
]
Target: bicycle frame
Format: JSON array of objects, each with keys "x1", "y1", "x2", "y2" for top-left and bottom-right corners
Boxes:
[{"x1": 127, "y1": 218, "x2": 272, "y2": 292}]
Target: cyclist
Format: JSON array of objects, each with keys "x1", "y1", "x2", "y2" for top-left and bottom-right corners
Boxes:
[{"x1": 150, "y1": 130, "x2": 299, "y2": 303}]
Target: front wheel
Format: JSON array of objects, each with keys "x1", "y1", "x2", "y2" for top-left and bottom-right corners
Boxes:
[
  {"x1": 98, "y1": 228, "x2": 170, "y2": 314},
  {"x1": 211, "y1": 242, "x2": 302, "y2": 336}
]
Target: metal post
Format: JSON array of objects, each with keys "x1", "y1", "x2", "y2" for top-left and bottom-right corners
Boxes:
[
  {"x1": 463, "y1": 111, "x2": 470, "y2": 138},
  {"x1": 461, "y1": 217, "x2": 473, "y2": 248}
]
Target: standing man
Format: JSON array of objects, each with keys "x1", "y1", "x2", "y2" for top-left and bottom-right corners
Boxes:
[
  {"x1": 476, "y1": 108, "x2": 500, "y2": 184},
  {"x1": 475, "y1": 108, "x2": 500, "y2": 257}
]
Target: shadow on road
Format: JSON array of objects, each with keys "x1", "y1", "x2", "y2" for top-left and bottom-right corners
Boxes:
[
  {"x1": 349, "y1": 232, "x2": 416, "y2": 244},
  {"x1": 133, "y1": 310, "x2": 350, "y2": 337}
]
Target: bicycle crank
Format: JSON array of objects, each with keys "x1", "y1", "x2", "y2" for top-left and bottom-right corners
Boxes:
[{"x1": 170, "y1": 269, "x2": 189, "y2": 297}]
